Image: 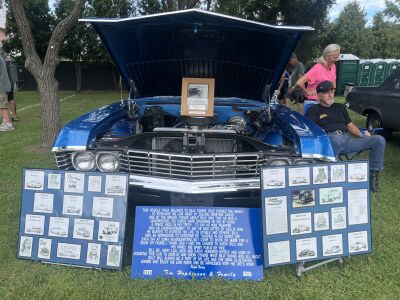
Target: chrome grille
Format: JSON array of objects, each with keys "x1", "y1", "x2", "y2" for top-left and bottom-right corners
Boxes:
[
  {"x1": 121, "y1": 150, "x2": 264, "y2": 180},
  {"x1": 54, "y1": 152, "x2": 74, "y2": 170}
]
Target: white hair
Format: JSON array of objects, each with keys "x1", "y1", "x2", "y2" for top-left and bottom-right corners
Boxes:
[{"x1": 317, "y1": 44, "x2": 341, "y2": 66}]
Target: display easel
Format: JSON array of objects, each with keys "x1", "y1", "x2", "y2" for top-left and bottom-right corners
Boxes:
[{"x1": 296, "y1": 257, "x2": 343, "y2": 277}]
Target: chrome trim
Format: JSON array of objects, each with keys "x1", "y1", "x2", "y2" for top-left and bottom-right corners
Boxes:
[
  {"x1": 52, "y1": 146, "x2": 87, "y2": 152},
  {"x1": 302, "y1": 153, "x2": 336, "y2": 161},
  {"x1": 129, "y1": 174, "x2": 260, "y2": 194},
  {"x1": 79, "y1": 9, "x2": 314, "y2": 31},
  {"x1": 96, "y1": 152, "x2": 121, "y2": 172},
  {"x1": 153, "y1": 127, "x2": 237, "y2": 134}
]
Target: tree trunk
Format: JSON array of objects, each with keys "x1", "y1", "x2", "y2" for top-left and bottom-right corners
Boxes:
[
  {"x1": 37, "y1": 76, "x2": 61, "y2": 148},
  {"x1": 75, "y1": 61, "x2": 81, "y2": 93}
]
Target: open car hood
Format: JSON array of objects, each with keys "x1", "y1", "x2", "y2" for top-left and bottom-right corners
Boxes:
[{"x1": 81, "y1": 9, "x2": 313, "y2": 101}]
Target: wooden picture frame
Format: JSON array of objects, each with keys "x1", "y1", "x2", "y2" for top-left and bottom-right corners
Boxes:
[{"x1": 181, "y1": 77, "x2": 215, "y2": 117}]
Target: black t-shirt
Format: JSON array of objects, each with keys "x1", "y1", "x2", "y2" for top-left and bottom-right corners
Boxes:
[{"x1": 305, "y1": 103, "x2": 352, "y2": 132}]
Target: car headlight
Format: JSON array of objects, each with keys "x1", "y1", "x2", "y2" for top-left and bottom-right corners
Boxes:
[
  {"x1": 96, "y1": 152, "x2": 120, "y2": 172},
  {"x1": 72, "y1": 152, "x2": 96, "y2": 171},
  {"x1": 268, "y1": 158, "x2": 290, "y2": 166}
]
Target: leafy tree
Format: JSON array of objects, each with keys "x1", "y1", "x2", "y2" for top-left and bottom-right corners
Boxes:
[
  {"x1": 369, "y1": 12, "x2": 400, "y2": 58},
  {"x1": 9, "y1": 0, "x2": 86, "y2": 147},
  {"x1": 330, "y1": 1, "x2": 370, "y2": 58},
  {"x1": 384, "y1": 0, "x2": 400, "y2": 22},
  {"x1": 2, "y1": 0, "x2": 55, "y2": 64},
  {"x1": 215, "y1": 0, "x2": 335, "y2": 64},
  {"x1": 136, "y1": 0, "x2": 215, "y2": 14}
]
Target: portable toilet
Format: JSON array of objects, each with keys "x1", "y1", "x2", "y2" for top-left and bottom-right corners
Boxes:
[
  {"x1": 370, "y1": 59, "x2": 387, "y2": 86},
  {"x1": 357, "y1": 59, "x2": 374, "y2": 86},
  {"x1": 336, "y1": 54, "x2": 359, "y2": 96},
  {"x1": 384, "y1": 59, "x2": 400, "y2": 80}
]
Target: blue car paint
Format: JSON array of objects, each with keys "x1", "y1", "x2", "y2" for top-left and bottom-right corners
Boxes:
[{"x1": 53, "y1": 96, "x2": 335, "y2": 159}]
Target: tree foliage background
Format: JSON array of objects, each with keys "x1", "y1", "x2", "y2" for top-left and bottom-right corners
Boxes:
[{"x1": 2, "y1": 0, "x2": 400, "y2": 70}]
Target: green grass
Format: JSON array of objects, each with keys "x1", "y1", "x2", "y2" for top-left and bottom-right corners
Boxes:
[{"x1": 1, "y1": 93, "x2": 400, "y2": 299}]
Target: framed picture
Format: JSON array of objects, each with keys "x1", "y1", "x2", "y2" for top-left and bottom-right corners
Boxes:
[{"x1": 181, "y1": 77, "x2": 215, "y2": 117}]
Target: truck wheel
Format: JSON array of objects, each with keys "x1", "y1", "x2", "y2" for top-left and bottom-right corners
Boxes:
[{"x1": 366, "y1": 112, "x2": 392, "y2": 140}]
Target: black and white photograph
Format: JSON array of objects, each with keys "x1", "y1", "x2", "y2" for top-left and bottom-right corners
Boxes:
[
  {"x1": 48, "y1": 217, "x2": 70, "y2": 238},
  {"x1": 19, "y1": 236, "x2": 33, "y2": 257},
  {"x1": 290, "y1": 212, "x2": 312, "y2": 235},
  {"x1": 37, "y1": 238, "x2": 52, "y2": 259},
  {"x1": 288, "y1": 167, "x2": 310, "y2": 186},
  {"x1": 86, "y1": 243, "x2": 101, "y2": 265},
  {"x1": 348, "y1": 231, "x2": 369, "y2": 254},
  {"x1": 33, "y1": 193, "x2": 54, "y2": 213},
  {"x1": 313, "y1": 166, "x2": 328, "y2": 184},
  {"x1": 330, "y1": 164, "x2": 346, "y2": 183},
  {"x1": 296, "y1": 237, "x2": 318, "y2": 260},
  {"x1": 292, "y1": 189, "x2": 315, "y2": 208},
  {"x1": 62, "y1": 194, "x2": 83, "y2": 216},
  {"x1": 263, "y1": 168, "x2": 286, "y2": 189},
  {"x1": 348, "y1": 163, "x2": 368, "y2": 182},
  {"x1": 105, "y1": 175, "x2": 127, "y2": 196},
  {"x1": 24, "y1": 214, "x2": 45, "y2": 235},
  {"x1": 92, "y1": 197, "x2": 114, "y2": 218},
  {"x1": 107, "y1": 245, "x2": 122, "y2": 267},
  {"x1": 73, "y1": 219, "x2": 94, "y2": 240},
  {"x1": 322, "y1": 234, "x2": 343, "y2": 257},
  {"x1": 98, "y1": 221, "x2": 120, "y2": 243},
  {"x1": 57, "y1": 243, "x2": 81, "y2": 260},
  {"x1": 24, "y1": 170, "x2": 44, "y2": 190}
]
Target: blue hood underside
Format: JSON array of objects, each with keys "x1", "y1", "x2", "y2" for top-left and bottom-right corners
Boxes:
[{"x1": 81, "y1": 9, "x2": 313, "y2": 101}]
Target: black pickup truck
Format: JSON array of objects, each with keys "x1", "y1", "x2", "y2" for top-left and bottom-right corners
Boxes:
[{"x1": 346, "y1": 68, "x2": 400, "y2": 139}]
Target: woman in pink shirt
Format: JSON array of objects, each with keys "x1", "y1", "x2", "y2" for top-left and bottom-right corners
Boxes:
[{"x1": 290, "y1": 44, "x2": 340, "y2": 114}]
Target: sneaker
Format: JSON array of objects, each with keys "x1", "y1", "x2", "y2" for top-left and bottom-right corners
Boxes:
[
  {"x1": 11, "y1": 117, "x2": 19, "y2": 122},
  {"x1": 0, "y1": 122, "x2": 14, "y2": 131}
]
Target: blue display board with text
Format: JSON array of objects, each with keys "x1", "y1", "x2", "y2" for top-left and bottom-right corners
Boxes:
[
  {"x1": 131, "y1": 206, "x2": 263, "y2": 280},
  {"x1": 17, "y1": 169, "x2": 129, "y2": 270},
  {"x1": 261, "y1": 161, "x2": 372, "y2": 267}
]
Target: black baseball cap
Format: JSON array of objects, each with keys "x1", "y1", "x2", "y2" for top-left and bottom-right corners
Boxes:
[{"x1": 316, "y1": 80, "x2": 335, "y2": 93}]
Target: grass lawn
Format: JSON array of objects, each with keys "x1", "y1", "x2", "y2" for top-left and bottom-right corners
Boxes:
[{"x1": 1, "y1": 92, "x2": 400, "y2": 299}]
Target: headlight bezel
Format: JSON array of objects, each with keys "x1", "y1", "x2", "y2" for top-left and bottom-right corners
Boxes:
[
  {"x1": 71, "y1": 152, "x2": 96, "y2": 171},
  {"x1": 96, "y1": 152, "x2": 121, "y2": 172}
]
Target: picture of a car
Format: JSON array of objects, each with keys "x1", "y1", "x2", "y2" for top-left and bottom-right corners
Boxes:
[
  {"x1": 50, "y1": 227, "x2": 68, "y2": 237},
  {"x1": 27, "y1": 227, "x2": 43, "y2": 234},
  {"x1": 102, "y1": 224, "x2": 118, "y2": 235},
  {"x1": 39, "y1": 247, "x2": 50, "y2": 257},
  {"x1": 292, "y1": 177, "x2": 308, "y2": 184},
  {"x1": 106, "y1": 186, "x2": 124, "y2": 194},
  {"x1": 350, "y1": 242, "x2": 367, "y2": 251},
  {"x1": 65, "y1": 206, "x2": 80, "y2": 214},
  {"x1": 349, "y1": 173, "x2": 367, "y2": 180},
  {"x1": 51, "y1": 10, "x2": 336, "y2": 205},
  {"x1": 292, "y1": 225, "x2": 310, "y2": 234},
  {"x1": 267, "y1": 197, "x2": 282, "y2": 205},
  {"x1": 94, "y1": 209, "x2": 111, "y2": 217},
  {"x1": 75, "y1": 227, "x2": 91, "y2": 238},
  {"x1": 324, "y1": 246, "x2": 341, "y2": 255},
  {"x1": 266, "y1": 179, "x2": 283, "y2": 187},
  {"x1": 298, "y1": 249, "x2": 316, "y2": 257},
  {"x1": 188, "y1": 87, "x2": 202, "y2": 97},
  {"x1": 293, "y1": 190, "x2": 315, "y2": 205},
  {"x1": 26, "y1": 181, "x2": 42, "y2": 189}
]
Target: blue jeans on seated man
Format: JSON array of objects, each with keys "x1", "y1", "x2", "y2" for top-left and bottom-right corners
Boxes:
[{"x1": 328, "y1": 133, "x2": 386, "y2": 171}]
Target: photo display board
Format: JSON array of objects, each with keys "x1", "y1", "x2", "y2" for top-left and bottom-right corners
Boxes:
[
  {"x1": 261, "y1": 161, "x2": 372, "y2": 267},
  {"x1": 131, "y1": 206, "x2": 263, "y2": 280},
  {"x1": 17, "y1": 169, "x2": 129, "y2": 270}
]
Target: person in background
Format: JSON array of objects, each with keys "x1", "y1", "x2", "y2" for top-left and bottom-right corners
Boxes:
[
  {"x1": 0, "y1": 53, "x2": 12, "y2": 131},
  {"x1": 292, "y1": 44, "x2": 340, "y2": 114},
  {"x1": 306, "y1": 81, "x2": 385, "y2": 192},
  {"x1": 287, "y1": 53, "x2": 305, "y2": 114},
  {"x1": 6, "y1": 59, "x2": 18, "y2": 121},
  {"x1": 276, "y1": 69, "x2": 290, "y2": 106}
]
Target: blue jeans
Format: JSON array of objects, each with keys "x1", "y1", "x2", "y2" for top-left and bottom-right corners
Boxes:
[
  {"x1": 329, "y1": 133, "x2": 386, "y2": 171},
  {"x1": 303, "y1": 100, "x2": 318, "y2": 114}
]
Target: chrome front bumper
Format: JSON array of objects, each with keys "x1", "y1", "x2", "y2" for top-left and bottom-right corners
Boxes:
[{"x1": 129, "y1": 174, "x2": 260, "y2": 194}]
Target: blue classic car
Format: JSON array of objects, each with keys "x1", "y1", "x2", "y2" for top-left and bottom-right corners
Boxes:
[{"x1": 52, "y1": 10, "x2": 335, "y2": 206}]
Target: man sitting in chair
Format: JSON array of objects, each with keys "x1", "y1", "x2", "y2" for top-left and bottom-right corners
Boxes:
[{"x1": 305, "y1": 80, "x2": 386, "y2": 192}]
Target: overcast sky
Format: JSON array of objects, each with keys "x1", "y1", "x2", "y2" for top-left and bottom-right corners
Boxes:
[{"x1": 330, "y1": 0, "x2": 386, "y2": 22}]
